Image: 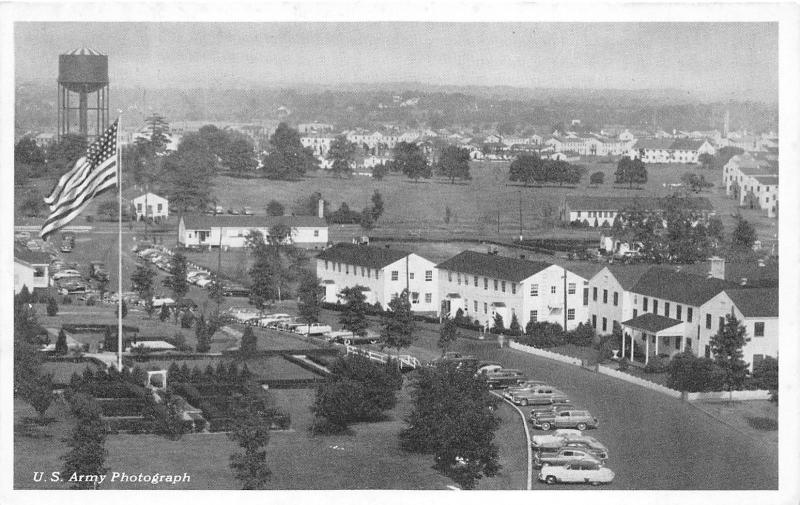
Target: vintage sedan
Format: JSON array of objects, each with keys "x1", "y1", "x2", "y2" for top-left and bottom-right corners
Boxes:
[
  {"x1": 508, "y1": 386, "x2": 568, "y2": 406},
  {"x1": 539, "y1": 461, "x2": 615, "y2": 486},
  {"x1": 531, "y1": 409, "x2": 599, "y2": 431},
  {"x1": 533, "y1": 448, "x2": 601, "y2": 469},
  {"x1": 482, "y1": 369, "x2": 527, "y2": 389}
]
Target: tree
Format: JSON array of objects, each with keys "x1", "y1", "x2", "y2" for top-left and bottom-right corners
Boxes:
[
  {"x1": 370, "y1": 190, "x2": 385, "y2": 221},
  {"x1": 667, "y1": 352, "x2": 726, "y2": 392},
  {"x1": 297, "y1": 272, "x2": 323, "y2": 335},
  {"x1": 163, "y1": 252, "x2": 189, "y2": 299},
  {"x1": 143, "y1": 113, "x2": 172, "y2": 153},
  {"x1": 680, "y1": 173, "x2": 713, "y2": 193},
  {"x1": 698, "y1": 152, "x2": 715, "y2": 170},
  {"x1": 338, "y1": 286, "x2": 369, "y2": 336},
  {"x1": 46, "y1": 296, "x2": 59, "y2": 317},
  {"x1": 438, "y1": 317, "x2": 460, "y2": 354},
  {"x1": 61, "y1": 394, "x2": 107, "y2": 489},
  {"x1": 359, "y1": 207, "x2": 375, "y2": 230},
  {"x1": 261, "y1": 122, "x2": 318, "y2": 180},
  {"x1": 381, "y1": 290, "x2": 417, "y2": 360},
  {"x1": 228, "y1": 402, "x2": 272, "y2": 489},
  {"x1": 491, "y1": 313, "x2": 505, "y2": 334},
  {"x1": 195, "y1": 314, "x2": 213, "y2": 353},
  {"x1": 508, "y1": 313, "x2": 522, "y2": 337},
  {"x1": 266, "y1": 200, "x2": 285, "y2": 217},
  {"x1": 15, "y1": 137, "x2": 46, "y2": 166},
  {"x1": 731, "y1": 215, "x2": 757, "y2": 249},
  {"x1": 590, "y1": 171, "x2": 605, "y2": 186},
  {"x1": 47, "y1": 133, "x2": 87, "y2": 173},
  {"x1": 393, "y1": 141, "x2": 431, "y2": 181},
  {"x1": 614, "y1": 156, "x2": 648, "y2": 189},
  {"x1": 249, "y1": 247, "x2": 283, "y2": 306},
  {"x1": 26, "y1": 372, "x2": 54, "y2": 422},
  {"x1": 400, "y1": 363, "x2": 501, "y2": 489},
  {"x1": 520, "y1": 321, "x2": 565, "y2": 348},
  {"x1": 163, "y1": 133, "x2": 216, "y2": 212},
  {"x1": 328, "y1": 135, "x2": 358, "y2": 178},
  {"x1": 662, "y1": 194, "x2": 713, "y2": 263},
  {"x1": 55, "y1": 328, "x2": 69, "y2": 355},
  {"x1": 509, "y1": 154, "x2": 542, "y2": 186},
  {"x1": 710, "y1": 313, "x2": 751, "y2": 399},
  {"x1": 222, "y1": 137, "x2": 257, "y2": 173},
  {"x1": 707, "y1": 216, "x2": 724, "y2": 243},
  {"x1": 159, "y1": 302, "x2": 170, "y2": 322},
  {"x1": 240, "y1": 326, "x2": 257, "y2": 354},
  {"x1": 19, "y1": 188, "x2": 46, "y2": 217},
  {"x1": 752, "y1": 356, "x2": 778, "y2": 403},
  {"x1": 131, "y1": 264, "x2": 157, "y2": 306},
  {"x1": 372, "y1": 163, "x2": 387, "y2": 180},
  {"x1": 437, "y1": 145, "x2": 471, "y2": 184}
]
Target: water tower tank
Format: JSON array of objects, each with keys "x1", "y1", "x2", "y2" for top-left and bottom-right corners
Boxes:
[{"x1": 57, "y1": 47, "x2": 110, "y2": 141}]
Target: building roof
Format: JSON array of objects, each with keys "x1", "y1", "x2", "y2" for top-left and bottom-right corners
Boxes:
[
  {"x1": 181, "y1": 214, "x2": 326, "y2": 229},
  {"x1": 670, "y1": 139, "x2": 707, "y2": 151},
  {"x1": 680, "y1": 260, "x2": 779, "y2": 287},
  {"x1": 635, "y1": 138, "x2": 675, "y2": 150},
  {"x1": 631, "y1": 267, "x2": 736, "y2": 307},
  {"x1": 317, "y1": 243, "x2": 411, "y2": 269},
  {"x1": 14, "y1": 244, "x2": 51, "y2": 265},
  {"x1": 437, "y1": 251, "x2": 552, "y2": 282},
  {"x1": 604, "y1": 265, "x2": 655, "y2": 290},
  {"x1": 622, "y1": 313, "x2": 684, "y2": 333},
  {"x1": 752, "y1": 175, "x2": 779, "y2": 185},
  {"x1": 564, "y1": 196, "x2": 712, "y2": 212},
  {"x1": 725, "y1": 288, "x2": 779, "y2": 318}
]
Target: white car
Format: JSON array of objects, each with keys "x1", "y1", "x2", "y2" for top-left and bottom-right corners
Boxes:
[
  {"x1": 257, "y1": 314, "x2": 292, "y2": 327},
  {"x1": 53, "y1": 269, "x2": 82, "y2": 280},
  {"x1": 538, "y1": 461, "x2": 614, "y2": 486},
  {"x1": 151, "y1": 297, "x2": 175, "y2": 308},
  {"x1": 196, "y1": 277, "x2": 214, "y2": 288},
  {"x1": 530, "y1": 429, "x2": 583, "y2": 446}
]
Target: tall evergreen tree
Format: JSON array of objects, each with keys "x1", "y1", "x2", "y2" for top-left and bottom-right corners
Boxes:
[
  {"x1": 438, "y1": 317, "x2": 460, "y2": 354},
  {"x1": 297, "y1": 272, "x2": 323, "y2": 335},
  {"x1": 61, "y1": 395, "x2": 107, "y2": 489},
  {"x1": 338, "y1": 286, "x2": 369, "y2": 337},
  {"x1": 261, "y1": 122, "x2": 318, "y2": 180},
  {"x1": 228, "y1": 400, "x2": 272, "y2": 489},
  {"x1": 381, "y1": 290, "x2": 417, "y2": 360},
  {"x1": 710, "y1": 313, "x2": 751, "y2": 401},
  {"x1": 163, "y1": 252, "x2": 190, "y2": 299},
  {"x1": 55, "y1": 328, "x2": 69, "y2": 355}
]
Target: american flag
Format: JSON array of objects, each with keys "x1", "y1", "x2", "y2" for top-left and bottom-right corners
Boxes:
[{"x1": 41, "y1": 120, "x2": 119, "y2": 240}]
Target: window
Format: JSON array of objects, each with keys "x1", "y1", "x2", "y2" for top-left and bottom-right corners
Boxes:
[
  {"x1": 583, "y1": 288, "x2": 589, "y2": 306},
  {"x1": 411, "y1": 292, "x2": 420, "y2": 304},
  {"x1": 375, "y1": 270, "x2": 379, "y2": 279},
  {"x1": 754, "y1": 322, "x2": 765, "y2": 337},
  {"x1": 592, "y1": 315, "x2": 597, "y2": 328},
  {"x1": 346, "y1": 265, "x2": 349, "y2": 274},
  {"x1": 633, "y1": 309, "x2": 638, "y2": 318},
  {"x1": 325, "y1": 260, "x2": 329, "y2": 270},
  {"x1": 367, "y1": 268, "x2": 371, "y2": 277},
  {"x1": 706, "y1": 314, "x2": 712, "y2": 329},
  {"x1": 551, "y1": 286, "x2": 557, "y2": 294},
  {"x1": 493, "y1": 280, "x2": 498, "y2": 291},
  {"x1": 593, "y1": 287, "x2": 597, "y2": 301},
  {"x1": 602, "y1": 317, "x2": 607, "y2": 332},
  {"x1": 530, "y1": 310, "x2": 538, "y2": 322},
  {"x1": 664, "y1": 337, "x2": 670, "y2": 347},
  {"x1": 719, "y1": 317, "x2": 724, "y2": 332},
  {"x1": 687, "y1": 307, "x2": 693, "y2": 322},
  {"x1": 653, "y1": 300, "x2": 658, "y2": 315},
  {"x1": 675, "y1": 337, "x2": 682, "y2": 350},
  {"x1": 484, "y1": 303, "x2": 488, "y2": 314},
  {"x1": 501, "y1": 281, "x2": 506, "y2": 292},
  {"x1": 425, "y1": 270, "x2": 432, "y2": 281},
  {"x1": 531, "y1": 284, "x2": 539, "y2": 296},
  {"x1": 484, "y1": 278, "x2": 488, "y2": 290},
  {"x1": 361, "y1": 267, "x2": 366, "y2": 277},
  {"x1": 137, "y1": 203, "x2": 142, "y2": 211},
  {"x1": 337, "y1": 263, "x2": 341, "y2": 272},
  {"x1": 157, "y1": 203, "x2": 163, "y2": 212},
  {"x1": 314, "y1": 229, "x2": 319, "y2": 237},
  {"x1": 409, "y1": 272, "x2": 415, "y2": 280},
  {"x1": 752, "y1": 354, "x2": 765, "y2": 369},
  {"x1": 391, "y1": 271, "x2": 399, "y2": 281},
  {"x1": 567, "y1": 309, "x2": 575, "y2": 321},
  {"x1": 568, "y1": 283, "x2": 576, "y2": 294},
  {"x1": 474, "y1": 301, "x2": 478, "y2": 312},
  {"x1": 425, "y1": 293, "x2": 432, "y2": 303},
  {"x1": 676, "y1": 305, "x2": 682, "y2": 320},
  {"x1": 613, "y1": 292, "x2": 619, "y2": 306},
  {"x1": 686, "y1": 338, "x2": 692, "y2": 349},
  {"x1": 664, "y1": 302, "x2": 670, "y2": 318},
  {"x1": 474, "y1": 276, "x2": 478, "y2": 287},
  {"x1": 511, "y1": 283, "x2": 517, "y2": 295},
  {"x1": 643, "y1": 297, "x2": 648, "y2": 311},
  {"x1": 457, "y1": 274, "x2": 461, "y2": 285},
  {"x1": 603, "y1": 289, "x2": 608, "y2": 304},
  {"x1": 448, "y1": 271, "x2": 452, "y2": 282}
]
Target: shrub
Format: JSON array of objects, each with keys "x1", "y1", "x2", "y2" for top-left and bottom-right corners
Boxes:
[
  {"x1": 644, "y1": 354, "x2": 671, "y2": 373},
  {"x1": 46, "y1": 296, "x2": 59, "y2": 316},
  {"x1": 595, "y1": 334, "x2": 616, "y2": 362},
  {"x1": 618, "y1": 357, "x2": 630, "y2": 372},
  {"x1": 180, "y1": 310, "x2": 195, "y2": 329},
  {"x1": 62, "y1": 295, "x2": 73, "y2": 305},
  {"x1": 666, "y1": 352, "x2": 726, "y2": 392},
  {"x1": 518, "y1": 321, "x2": 564, "y2": 347},
  {"x1": 85, "y1": 296, "x2": 96, "y2": 306},
  {"x1": 565, "y1": 322, "x2": 595, "y2": 347}
]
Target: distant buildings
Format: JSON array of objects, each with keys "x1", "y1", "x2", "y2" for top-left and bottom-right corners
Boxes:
[
  {"x1": 124, "y1": 191, "x2": 169, "y2": 221},
  {"x1": 178, "y1": 214, "x2": 328, "y2": 249},
  {"x1": 629, "y1": 138, "x2": 716, "y2": 164},
  {"x1": 723, "y1": 154, "x2": 779, "y2": 218},
  {"x1": 14, "y1": 245, "x2": 50, "y2": 294},
  {"x1": 560, "y1": 196, "x2": 714, "y2": 228}
]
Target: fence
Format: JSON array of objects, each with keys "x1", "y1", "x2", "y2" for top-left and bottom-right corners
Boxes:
[
  {"x1": 596, "y1": 365, "x2": 682, "y2": 399},
  {"x1": 682, "y1": 390, "x2": 771, "y2": 402},
  {"x1": 508, "y1": 341, "x2": 583, "y2": 366}
]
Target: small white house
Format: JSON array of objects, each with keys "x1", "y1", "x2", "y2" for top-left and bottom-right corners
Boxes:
[
  {"x1": 179, "y1": 214, "x2": 328, "y2": 249},
  {"x1": 131, "y1": 192, "x2": 169, "y2": 221}
]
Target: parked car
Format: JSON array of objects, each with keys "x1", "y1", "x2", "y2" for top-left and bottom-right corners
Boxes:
[
  {"x1": 293, "y1": 323, "x2": 332, "y2": 335},
  {"x1": 502, "y1": 380, "x2": 551, "y2": 399},
  {"x1": 227, "y1": 207, "x2": 240, "y2": 215},
  {"x1": 60, "y1": 232, "x2": 75, "y2": 253},
  {"x1": 482, "y1": 369, "x2": 527, "y2": 389},
  {"x1": 531, "y1": 409, "x2": 599, "y2": 431},
  {"x1": 508, "y1": 386, "x2": 568, "y2": 406},
  {"x1": 196, "y1": 277, "x2": 214, "y2": 288},
  {"x1": 538, "y1": 461, "x2": 614, "y2": 486},
  {"x1": 256, "y1": 314, "x2": 292, "y2": 327},
  {"x1": 222, "y1": 284, "x2": 250, "y2": 297},
  {"x1": 53, "y1": 269, "x2": 82, "y2": 280},
  {"x1": 241, "y1": 207, "x2": 253, "y2": 215},
  {"x1": 175, "y1": 298, "x2": 198, "y2": 310},
  {"x1": 529, "y1": 402, "x2": 575, "y2": 418},
  {"x1": 151, "y1": 297, "x2": 176, "y2": 308},
  {"x1": 537, "y1": 439, "x2": 609, "y2": 462},
  {"x1": 533, "y1": 448, "x2": 601, "y2": 469}
]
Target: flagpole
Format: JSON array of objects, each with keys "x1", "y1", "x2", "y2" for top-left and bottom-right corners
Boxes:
[{"x1": 117, "y1": 114, "x2": 123, "y2": 371}]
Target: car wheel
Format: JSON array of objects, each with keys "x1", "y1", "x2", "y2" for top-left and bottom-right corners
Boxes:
[
  {"x1": 545, "y1": 476, "x2": 557, "y2": 485},
  {"x1": 520, "y1": 399, "x2": 528, "y2": 406},
  {"x1": 577, "y1": 423, "x2": 587, "y2": 431},
  {"x1": 540, "y1": 422, "x2": 551, "y2": 431}
]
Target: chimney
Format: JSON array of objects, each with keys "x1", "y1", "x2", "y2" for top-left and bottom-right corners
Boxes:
[
  {"x1": 318, "y1": 199, "x2": 324, "y2": 219},
  {"x1": 708, "y1": 256, "x2": 725, "y2": 280}
]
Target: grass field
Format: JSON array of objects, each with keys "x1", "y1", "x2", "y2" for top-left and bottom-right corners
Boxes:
[{"x1": 141, "y1": 356, "x2": 319, "y2": 381}]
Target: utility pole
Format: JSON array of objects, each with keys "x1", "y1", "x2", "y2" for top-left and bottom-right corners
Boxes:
[{"x1": 518, "y1": 189, "x2": 523, "y2": 243}]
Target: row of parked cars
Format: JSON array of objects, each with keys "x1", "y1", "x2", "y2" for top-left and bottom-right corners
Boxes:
[
  {"x1": 436, "y1": 354, "x2": 614, "y2": 486},
  {"x1": 227, "y1": 307, "x2": 379, "y2": 345}
]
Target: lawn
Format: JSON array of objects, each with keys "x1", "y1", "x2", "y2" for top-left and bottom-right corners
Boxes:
[
  {"x1": 141, "y1": 356, "x2": 320, "y2": 381},
  {"x1": 696, "y1": 400, "x2": 778, "y2": 446}
]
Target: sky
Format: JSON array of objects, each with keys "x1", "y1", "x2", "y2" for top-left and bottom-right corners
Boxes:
[{"x1": 14, "y1": 22, "x2": 779, "y2": 102}]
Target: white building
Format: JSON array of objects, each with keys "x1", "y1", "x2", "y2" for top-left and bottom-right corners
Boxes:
[
  {"x1": 560, "y1": 196, "x2": 714, "y2": 228},
  {"x1": 316, "y1": 243, "x2": 439, "y2": 313},
  {"x1": 14, "y1": 246, "x2": 50, "y2": 294},
  {"x1": 630, "y1": 138, "x2": 716, "y2": 164},
  {"x1": 130, "y1": 192, "x2": 169, "y2": 221},
  {"x1": 436, "y1": 251, "x2": 589, "y2": 331},
  {"x1": 178, "y1": 214, "x2": 328, "y2": 249},
  {"x1": 723, "y1": 154, "x2": 779, "y2": 218},
  {"x1": 300, "y1": 134, "x2": 336, "y2": 156}
]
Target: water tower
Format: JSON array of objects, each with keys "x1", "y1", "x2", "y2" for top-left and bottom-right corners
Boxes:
[{"x1": 57, "y1": 47, "x2": 109, "y2": 142}]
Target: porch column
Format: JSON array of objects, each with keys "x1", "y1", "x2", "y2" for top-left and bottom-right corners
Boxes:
[
  {"x1": 630, "y1": 333, "x2": 635, "y2": 362},
  {"x1": 655, "y1": 334, "x2": 659, "y2": 356},
  {"x1": 644, "y1": 334, "x2": 649, "y2": 365},
  {"x1": 680, "y1": 334, "x2": 685, "y2": 353},
  {"x1": 621, "y1": 331, "x2": 626, "y2": 359}
]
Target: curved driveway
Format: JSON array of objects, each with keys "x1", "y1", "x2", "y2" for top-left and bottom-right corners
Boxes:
[{"x1": 460, "y1": 341, "x2": 778, "y2": 490}]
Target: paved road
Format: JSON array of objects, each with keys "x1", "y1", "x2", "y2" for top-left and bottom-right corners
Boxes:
[{"x1": 459, "y1": 340, "x2": 778, "y2": 490}]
